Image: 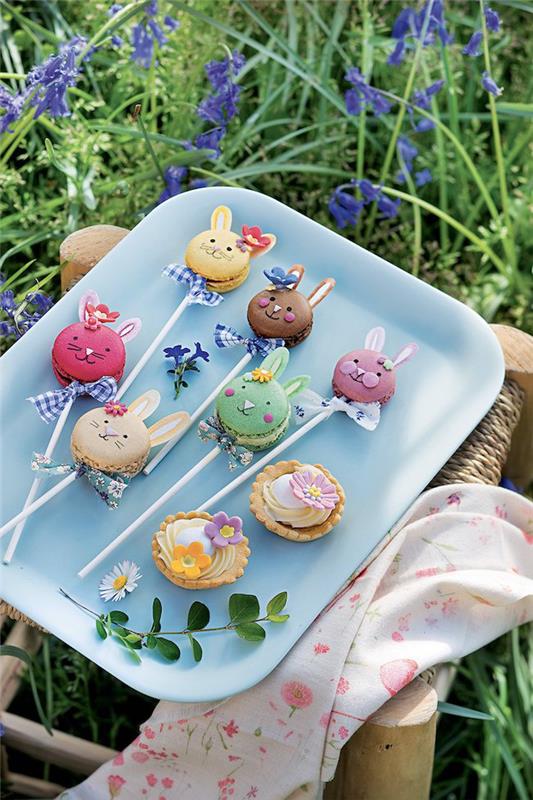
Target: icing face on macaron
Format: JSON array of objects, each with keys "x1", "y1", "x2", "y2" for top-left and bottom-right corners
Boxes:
[
  {"x1": 52, "y1": 290, "x2": 141, "y2": 387},
  {"x1": 184, "y1": 205, "x2": 277, "y2": 293},
  {"x1": 70, "y1": 390, "x2": 190, "y2": 476},
  {"x1": 247, "y1": 265, "x2": 335, "y2": 347},
  {"x1": 215, "y1": 347, "x2": 309, "y2": 450},
  {"x1": 332, "y1": 327, "x2": 418, "y2": 405}
]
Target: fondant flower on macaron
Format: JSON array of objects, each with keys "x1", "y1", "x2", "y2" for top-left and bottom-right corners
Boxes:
[
  {"x1": 171, "y1": 541, "x2": 212, "y2": 578},
  {"x1": 290, "y1": 471, "x2": 339, "y2": 510},
  {"x1": 263, "y1": 266, "x2": 298, "y2": 289},
  {"x1": 240, "y1": 224, "x2": 271, "y2": 249},
  {"x1": 204, "y1": 511, "x2": 244, "y2": 548},
  {"x1": 104, "y1": 401, "x2": 128, "y2": 416}
]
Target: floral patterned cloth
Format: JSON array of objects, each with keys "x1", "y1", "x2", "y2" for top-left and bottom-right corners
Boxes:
[
  {"x1": 32, "y1": 452, "x2": 129, "y2": 509},
  {"x1": 61, "y1": 484, "x2": 533, "y2": 800}
]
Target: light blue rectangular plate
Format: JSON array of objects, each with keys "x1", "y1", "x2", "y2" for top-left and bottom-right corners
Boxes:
[{"x1": 0, "y1": 187, "x2": 504, "y2": 702}]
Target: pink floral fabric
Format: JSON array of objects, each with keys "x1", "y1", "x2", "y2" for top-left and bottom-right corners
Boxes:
[{"x1": 61, "y1": 484, "x2": 533, "y2": 800}]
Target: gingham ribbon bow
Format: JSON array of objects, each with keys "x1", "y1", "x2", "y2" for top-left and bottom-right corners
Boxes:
[
  {"x1": 292, "y1": 389, "x2": 381, "y2": 431},
  {"x1": 197, "y1": 416, "x2": 254, "y2": 471},
  {"x1": 162, "y1": 264, "x2": 224, "y2": 307},
  {"x1": 27, "y1": 377, "x2": 118, "y2": 424},
  {"x1": 213, "y1": 323, "x2": 285, "y2": 358},
  {"x1": 31, "y1": 452, "x2": 129, "y2": 509}
]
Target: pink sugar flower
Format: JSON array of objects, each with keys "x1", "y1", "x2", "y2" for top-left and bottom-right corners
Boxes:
[
  {"x1": 289, "y1": 471, "x2": 339, "y2": 510},
  {"x1": 104, "y1": 401, "x2": 128, "y2": 417}
]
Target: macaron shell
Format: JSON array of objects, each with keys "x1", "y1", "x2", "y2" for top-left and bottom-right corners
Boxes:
[
  {"x1": 52, "y1": 323, "x2": 126, "y2": 387},
  {"x1": 70, "y1": 407, "x2": 151, "y2": 476},
  {"x1": 247, "y1": 289, "x2": 312, "y2": 344},
  {"x1": 205, "y1": 265, "x2": 250, "y2": 293}
]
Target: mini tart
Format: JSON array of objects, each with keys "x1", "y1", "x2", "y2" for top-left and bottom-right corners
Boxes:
[
  {"x1": 152, "y1": 511, "x2": 250, "y2": 590},
  {"x1": 250, "y1": 460, "x2": 345, "y2": 542}
]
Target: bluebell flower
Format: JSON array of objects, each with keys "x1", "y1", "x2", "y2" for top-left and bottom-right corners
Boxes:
[
  {"x1": 191, "y1": 342, "x2": 210, "y2": 362},
  {"x1": 131, "y1": 22, "x2": 154, "y2": 68},
  {"x1": 263, "y1": 267, "x2": 298, "y2": 289},
  {"x1": 482, "y1": 72, "x2": 503, "y2": 96},
  {"x1": 413, "y1": 79, "x2": 444, "y2": 110},
  {"x1": 328, "y1": 187, "x2": 364, "y2": 229},
  {"x1": 377, "y1": 195, "x2": 401, "y2": 220},
  {"x1": 0, "y1": 86, "x2": 26, "y2": 133},
  {"x1": 414, "y1": 117, "x2": 435, "y2": 132},
  {"x1": 26, "y1": 36, "x2": 86, "y2": 119},
  {"x1": 108, "y1": 3, "x2": 123, "y2": 15},
  {"x1": 198, "y1": 54, "x2": 244, "y2": 125},
  {"x1": 344, "y1": 68, "x2": 391, "y2": 117},
  {"x1": 357, "y1": 179, "x2": 382, "y2": 202},
  {"x1": 0, "y1": 289, "x2": 16, "y2": 312},
  {"x1": 397, "y1": 136, "x2": 418, "y2": 171},
  {"x1": 388, "y1": 1, "x2": 452, "y2": 66},
  {"x1": 484, "y1": 6, "x2": 501, "y2": 33},
  {"x1": 190, "y1": 179, "x2": 209, "y2": 189},
  {"x1": 111, "y1": 34, "x2": 123, "y2": 48},
  {"x1": 164, "y1": 344, "x2": 191, "y2": 366},
  {"x1": 194, "y1": 127, "x2": 226, "y2": 158},
  {"x1": 148, "y1": 18, "x2": 167, "y2": 48},
  {"x1": 0, "y1": 283, "x2": 54, "y2": 339},
  {"x1": 387, "y1": 40, "x2": 406, "y2": 67},
  {"x1": 345, "y1": 88, "x2": 364, "y2": 116},
  {"x1": 25, "y1": 291, "x2": 54, "y2": 313},
  {"x1": 415, "y1": 168, "x2": 432, "y2": 186},
  {"x1": 463, "y1": 30, "x2": 483, "y2": 57},
  {"x1": 164, "y1": 15, "x2": 180, "y2": 31},
  {"x1": 158, "y1": 166, "x2": 188, "y2": 204}
]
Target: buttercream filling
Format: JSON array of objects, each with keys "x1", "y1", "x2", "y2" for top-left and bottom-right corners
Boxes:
[
  {"x1": 226, "y1": 410, "x2": 290, "y2": 448},
  {"x1": 262, "y1": 464, "x2": 333, "y2": 528},
  {"x1": 156, "y1": 518, "x2": 236, "y2": 580}
]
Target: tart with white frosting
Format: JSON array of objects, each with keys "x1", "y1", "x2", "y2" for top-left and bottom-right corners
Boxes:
[
  {"x1": 250, "y1": 460, "x2": 344, "y2": 541},
  {"x1": 152, "y1": 511, "x2": 250, "y2": 589}
]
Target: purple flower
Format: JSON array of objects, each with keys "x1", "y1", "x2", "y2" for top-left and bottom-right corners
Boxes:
[
  {"x1": 26, "y1": 36, "x2": 86, "y2": 119},
  {"x1": 190, "y1": 178, "x2": 208, "y2": 189},
  {"x1": 191, "y1": 341, "x2": 210, "y2": 363},
  {"x1": 131, "y1": 22, "x2": 154, "y2": 68},
  {"x1": 0, "y1": 289, "x2": 16, "y2": 313},
  {"x1": 377, "y1": 195, "x2": 401, "y2": 220},
  {"x1": 25, "y1": 291, "x2": 54, "y2": 313},
  {"x1": 413, "y1": 79, "x2": 444, "y2": 110},
  {"x1": 415, "y1": 168, "x2": 432, "y2": 186},
  {"x1": 0, "y1": 85, "x2": 26, "y2": 133},
  {"x1": 388, "y1": 1, "x2": 452, "y2": 66},
  {"x1": 482, "y1": 72, "x2": 503, "y2": 97},
  {"x1": 345, "y1": 88, "x2": 364, "y2": 116},
  {"x1": 204, "y1": 511, "x2": 244, "y2": 548},
  {"x1": 194, "y1": 126, "x2": 226, "y2": 158},
  {"x1": 484, "y1": 7, "x2": 501, "y2": 33},
  {"x1": 0, "y1": 284, "x2": 54, "y2": 340},
  {"x1": 111, "y1": 34, "x2": 123, "y2": 48},
  {"x1": 357, "y1": 179, "x2": 381, "y2": 202},
  {"x1": 387, "y1": 40, "x2": 406, "y2": 66},
  {"x1": 108, "y1": 3, "x2": 123, "y2": 15},
  {"x1": 148, "y1": 18, "x2": 167, "y2": 48},
  {"x1": 158, "y1": 165, "x2": 187, "y2": 204},
  {"x1": 414, "y1": 117, "x2": 435, "y2": 132},
  {"x1": 328, "y1": 188, "x2": 364, "y2": 229},
  {"x1": 344, "y1": 68, "x2": 391, "y2": 117},
  {"x1": 397, "y1": 136, "x2": 418, "y2": 172},
  {"x1": 164, "y1": 15, "x2": 180, "y2": 31},
  {"x1": 463, "y1": 30, "x2": 483, "y2": 57},
  {"x1": 164, "y1": 344, "x2": 191, "y2": 366}
]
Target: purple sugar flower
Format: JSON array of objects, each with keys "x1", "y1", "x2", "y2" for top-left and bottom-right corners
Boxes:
[
  {"x1": 482, "y1": 72, "x2": 503, "y2": 97},
  {"x1": 158, "y1": 165, "x2": 187, "y2": 204},
  {"x1": 463, "y1": 31, "x2": 483, "y2": 57},
  {"x1": 415, "y1": 168, "x2": 432, "y2": 186},
  {"x1": 484, "y1": 6, "x2": 501, "y2": 32},
  {"x1": 204, "y1": 512, "x2": 244, "y2": 548},
  {"x1": 328, "y1": 188, "x2": 364, "y2": 229}
]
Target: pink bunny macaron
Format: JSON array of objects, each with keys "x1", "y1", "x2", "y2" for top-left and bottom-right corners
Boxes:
[{"x1": 332, "y1": 327, "x2": 418, "y2": 405}]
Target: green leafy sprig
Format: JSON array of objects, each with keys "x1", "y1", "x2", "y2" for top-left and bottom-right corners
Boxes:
[{"x1": 59, "y1": 589, "x2": 289, "y2": 665}]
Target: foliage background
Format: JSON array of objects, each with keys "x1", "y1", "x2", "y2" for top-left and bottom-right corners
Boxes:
[{"x1": 0, "y1": 0, "x2": 532, "y2": 798}]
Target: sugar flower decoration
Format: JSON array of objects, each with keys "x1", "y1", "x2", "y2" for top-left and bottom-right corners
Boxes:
[
  {"x1": 290, "y1": 471, "x2": 339, "y2": 510},
  {"x1": 105, "y1": 401, "x2": 128, "y2": 416},
  {"x1": 99, "y1": 560, "x2": 142, "y2": 602},
  {"x1": 171, "y1": 541, "x2": 212, "y2": 578},
  {"x1": 251, "y1": 367, "x2": 273, "y2": 383},
  {"x1": 240, "y1": 224, "x2": 270, "y2": 249},
  {"x1": 204, "y1": 511, "x2": 244, "y2": 548},
  {"x1": 263, "y1": 266, "x2": 298, "y2": 290},
  {"x1": 86, "y1": 303, "x2": 120, "y2": 324}
]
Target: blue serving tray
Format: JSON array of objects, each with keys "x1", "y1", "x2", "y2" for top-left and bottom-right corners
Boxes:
[{"x1": 0, "y1": 188, "x2": 504, "y2": 702}]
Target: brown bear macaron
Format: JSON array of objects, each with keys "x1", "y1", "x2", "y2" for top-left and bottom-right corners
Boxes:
[{"x1": 247, "y1": 265, "x2": 335, "y2": 348}]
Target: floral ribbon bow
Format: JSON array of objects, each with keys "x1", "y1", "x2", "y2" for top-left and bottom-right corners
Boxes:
[
  {"x1": 197, "y1": 416, "x2": 253, "y2": 471},
  {"x1": 162, "y1": 264, "x2": 224, "y2": 307},
  {"x1": 27, "y1": 377, "x2": 118, "y2": 424},
  {"x1": 213, "y1": 323, "x2": 285, "y2": 358},
  {"x1": 31, "y1": 452, "x2": 129, "y2": 509},
  {"x1": 292, "y1": 389, "x2": 381, "y2": 431}
]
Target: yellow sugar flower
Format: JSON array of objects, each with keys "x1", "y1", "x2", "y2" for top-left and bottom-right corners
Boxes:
[
  {"x1": 171, "y1": 541, "x2": 212, "y2": 579},
  {"x1": 251, "y1": 367, "x2": 273, "y2": 383}
]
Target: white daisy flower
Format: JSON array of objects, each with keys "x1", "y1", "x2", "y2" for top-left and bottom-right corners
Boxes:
[{"x1": 99, "y1": 560, "x2": 142, "y2": 602}]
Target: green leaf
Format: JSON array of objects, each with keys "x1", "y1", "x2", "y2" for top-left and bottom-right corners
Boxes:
[
  {"x1": 156, "y1": 637, "x2": 181, "y2": 662},
  {"x1": 124, "y1": 642, "x2": 142, "y2": 664},
  {"x1": 266, "y1": 591, "x2": 288, "y2": 616},
  {"x1": 0, "y1": 645, "x2": 53, "y2": 734},
  {"x1": 125, "y1": 633, "x2": 141, "y2": 644},
  {"x1": 267, "y1": 614, "x2": 290, "y2": 624},
  {"x1": 187, "y1": 633, "x2": 203, "y2": 663},
  {"x1": 146, "y1": 634, "x2": 157, "y2": 650},
  {"x1": 229, "y1": 593, "x2": 260, "y2": 624},
  {"x1": 187, "y1": 601, "x2": 210, "y2": 631},
  {"x1": 109, "y1": 610, "x2": 129, "y2": 624},
  {"x1": 151, "y1": 597, "x2": 162, "y2": 633},
  {"x1": 235, "y1": 622, "x2": 266, "y2": 642},
  {"x1": 95, "y1": 619, "x2": 107, "y2": 640},
  {"x1": 437, "y1": 701, "x2": 494, "y2": 721}
]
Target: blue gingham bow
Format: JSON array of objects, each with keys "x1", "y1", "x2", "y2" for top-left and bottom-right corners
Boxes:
[
  {"x1": 31, "y1": 452, "x2": 129, "y2": 509},
  {"x1": 162, "y1": 264, "x2": 224, "y2": 307},
  {"x1": 292, "y1": 389, "x2": 381, "y2": 431},
  {"x1": 27, "y1": 377, "x2": 118, "y2": 424},
  {"x1": 214, "y1": 323, "x2": 285, "y2": 358},
  {"x1": 197, "y1": 416, "x2": 254, "y2": 471}
]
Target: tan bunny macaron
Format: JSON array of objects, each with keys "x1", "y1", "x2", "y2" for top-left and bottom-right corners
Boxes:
[
  {"x1": 184, "y1": 205, "x2": 277, "y2": 293},
  {"x1": 70, "y1": 390, "x2": 190, "y2": 477}
]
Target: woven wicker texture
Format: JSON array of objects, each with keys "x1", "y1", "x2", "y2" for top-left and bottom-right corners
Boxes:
[{"x1": 0, "y1": 379, "x2": 525, "y2": 630}]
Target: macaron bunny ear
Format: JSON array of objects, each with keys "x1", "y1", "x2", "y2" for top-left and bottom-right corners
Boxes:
[
  {"x1": 211, "y1": 205, "x2": 232, "y2": 231},
  {"x1": 287, "y1": 263, "x2": 305, "y2": 289},
  {"x1": 115, "y1": 318, "x2": 142, "y2": 343},
  {"x1": 128, "y1": 390, "x2": 161, "y2": 420},
  {"x1": 250, "y1": 233, "x2": 277, "y2": 258},
  {"x1": 391, "y1": 342, "x2": 418, "y2": 368},
  {"x1": 364, "y1": 326, "x2": 386, "y2": 352},
  {"x1": 78, "y1": 290, "x2": 99, "y2": 322},
  {"x1": 147, "y1": 412, "x2": 191, "y2": 447},
  {"x1": 308, "y1": 278, "x2": 336, "y2": 308},
  {"x1": 260, "y1": 347, "x2": 289, "y2": 379},
  {"x1": 283, "y1": 374, "x2": 310, "y2": 398}
]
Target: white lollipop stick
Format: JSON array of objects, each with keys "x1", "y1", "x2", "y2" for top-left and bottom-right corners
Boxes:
[
  {"x1": 78, "y1": 445, "x2": 221, "y2": 578},
  {"x1": 143, "y1": 352, "x2": 252, "y2": 475},
  {"x1": 0, "y1": 473, "x2": 77, "y2": 540},
  {"x1": 2, "y1": 398, "x2": 75, "y2": 563},
  {"x1": 197, "y1": 410, "x2": 329, "y2": 511}
]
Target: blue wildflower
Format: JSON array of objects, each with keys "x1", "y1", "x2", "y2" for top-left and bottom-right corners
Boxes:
[
  {"x1": 164, "y1": 15, "x2": 180, "y2": 31},
  {"x1": 344, "y1": 68, "x2": 391, "y2": 117},
  {"x1": 147, "y1": 18, "x2": 167, "y2": 48},
  {"x1": 190, "y1": 179, "x2": 208, "y2": 189},
  {"x1": 413, "y1": 79, "x2": 444, "y2": 110},
  {"x1": 377, "y1": 195, "x2": 401, "y2": 220},
  {"x1": 484, "y1": 6, "x2": 501, "y2": 33},
  {"x1": 26, "y1": 36, "x2": 86, "y2": 119},
  {"x1": 328, "y1": 187, "x2": 364, "y2": 229},
  {"x1": 0, "y1": 289, "x2": 16, "y2": 312},
  {"x1": 414, "y1": 117, "x2": 435, "y2": 132},
  {"x1": 194, "y1": 126, "x2": 226, "y2": 158},
  {"x1": 25, "y1": 291, "x2": 54, "y2": 314},
  {"x1": 111, "y1": 35, "x2": 123, "y2": 48},
  {"x1": 387, "y1": 40, "x2": 406, "y2": 67},
  {"x1": 198, "y1": 52, "x2": 245, "y2": 125},
  {"x1": 397, "y1": 136, "x2": 418, "y2": 171},
  {"x1": 108, "y1": 3, "x2": 123, "y2": 14},
  {"x1": 482, "y1": 71, "x2": 503, "y2": 97},
  {"x1": 158, "y1": 166, "x2": 188, "y2": 204},
  {"x1": 358, "y1": 179, "x2": 382, "y2": 202},
  {"x1": 415, "y1": 168, "x2": 432, "y2": 186},
  {"x1": 388, "y1": 1, "x2": 452, "y2": 66},
  {"x1": 191, "y1": 342, "x2": 210, "y2": 362},
  {"x1": 0, "y1": 282, "x2": 54, "y2": 339},
  {"x1": 131, "y1": 22, "x2": 154, "y2": 68},
  {"x1": 0, "y1": 86, "x2": 26, "y2": 133},
  {"x1": 463, "y1": 30, "x2": 483, "y2": 57},
  {"x1": 164, "y1": 344, "x2": 191, "y2": 366}
]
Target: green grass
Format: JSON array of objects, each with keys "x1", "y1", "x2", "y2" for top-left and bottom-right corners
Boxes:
[{"x1": 0, "y1": 1, "x2": 532, "y2": 797}]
